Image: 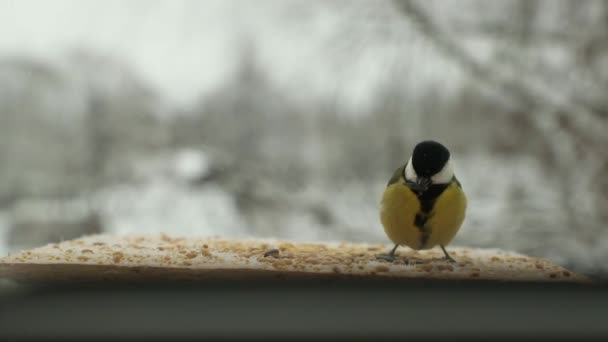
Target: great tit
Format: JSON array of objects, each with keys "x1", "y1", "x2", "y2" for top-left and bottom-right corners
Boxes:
[{"x1": 378, "y1": 140, "x2": 467, "y2": 263}]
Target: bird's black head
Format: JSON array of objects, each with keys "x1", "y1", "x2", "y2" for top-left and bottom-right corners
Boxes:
[{"x1": 411, "y1": 140, "x2": 450, "y2": 177}]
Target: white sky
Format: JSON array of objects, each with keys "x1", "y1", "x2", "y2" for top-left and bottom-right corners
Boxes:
[
  {"x1": 0, "y1": 0, "x2": 462, "y2": 110},
  {"x1": 0, "y1": 0, "x2": 239, "y2": 105}
]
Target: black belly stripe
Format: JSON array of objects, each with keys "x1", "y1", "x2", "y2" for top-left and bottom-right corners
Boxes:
[
  {"x1": 408, "y1": 181, "x2": 451, "y2": 248},
  {"x1": 415, "y1": 212, "x2": 431, "y2": 247}
]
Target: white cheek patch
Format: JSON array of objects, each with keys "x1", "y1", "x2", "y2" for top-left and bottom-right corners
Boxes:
[
  {"x1": 404, "y1": 157, "x2": 417, "y2": 182},
  {"x1": 431, "y1": 159, "x2": 454, "y2": 184}
]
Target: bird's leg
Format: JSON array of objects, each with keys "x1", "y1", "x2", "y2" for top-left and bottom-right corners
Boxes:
[
  {"x1": 440, "y1": 245, "x2": 456, "y2": 263},
  {"x1": 377, "y1": 244, "x2": 399, "y2": 262}
]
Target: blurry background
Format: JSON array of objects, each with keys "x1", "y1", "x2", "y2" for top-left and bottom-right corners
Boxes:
[{"x1": 0, "y1": 0, "x2": 606, "y2": 277}]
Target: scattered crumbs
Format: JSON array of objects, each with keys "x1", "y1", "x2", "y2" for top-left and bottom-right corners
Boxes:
[
  {"x1": 420, "y1": 264, "x2": 434, "y2": 272},
  {"x1": 185, "y1": 252, "x2": 198, "y2": 259},
  {"x1": 375, "y1": 265, "x2": 390, "y2": 273},
  {"x1": 0, "y1": 236, "x2": 588, "y2": 284},
  {"x1": 278, "y1": 243, "x2": 295, "y2": 251},
  {"x1": 270, "y1": 260, "x2": 283, "y2": 268},
  {"x1": 161, "y1": 233, "x2": 182, "y2": 244},
  {"x1": 305, "y1": 258, "x2": 320, "y2": 265},
  {"x1": 112, "y1": 252, "x2": 124, "y2": 264},
  {"x1": 282, "y1": 253, "x2": 295, "y2": 259},
  {"x1": 436, "y1": 264, "x2": 454, "y2": 272}
]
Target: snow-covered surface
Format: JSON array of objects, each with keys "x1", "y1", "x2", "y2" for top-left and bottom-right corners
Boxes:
[
  {"x1": 96, "y1": 182, "x2": 245, "y2": 238},
  {"x1": 172, "y1": 149, "x2": 211, "y2": 183}
]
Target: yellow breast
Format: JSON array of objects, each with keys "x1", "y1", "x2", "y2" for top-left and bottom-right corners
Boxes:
[
  {"x1": 380, "y1": 182, "x2": 423, "y2": 249},
  {"x1": 380, "y1": 179, "x2": 466, "y2": 250}
]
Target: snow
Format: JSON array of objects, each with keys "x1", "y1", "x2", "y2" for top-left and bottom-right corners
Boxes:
[
  {"x1": 95, "y1": 151, "x2": 245, "y2": 238},
  {"x1": 173, "y1": 149, "x2": 211, "y2": 183},
  {"x1": 97, "y1": 181, "x2": 246, "y2": 238}
]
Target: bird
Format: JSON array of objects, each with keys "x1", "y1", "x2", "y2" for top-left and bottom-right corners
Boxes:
[{"x1": 378, "y1": 140, "x2": 467, "y2": 263}]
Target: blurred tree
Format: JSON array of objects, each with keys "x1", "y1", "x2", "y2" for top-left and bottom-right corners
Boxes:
[
  {"x1": 393, "y1": 0, "x2": 608, "y2": 239},
  {"x1": 0, "y1": 58, "x2": 89, "y2": 199},
  {"x1": 71, "y1": 51, "x2": 171, "y2": 186}
]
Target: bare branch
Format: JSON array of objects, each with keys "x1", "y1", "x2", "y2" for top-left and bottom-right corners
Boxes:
[{"x1": 393, "y1": 0, "x2": 608, "y2": 148}]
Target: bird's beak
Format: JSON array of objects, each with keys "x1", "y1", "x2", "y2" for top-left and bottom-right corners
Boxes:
[
  {"x1": 416, "y1": 177, "x2": 431, "y2": 192},
  {"x1": 406, "y1": 177, "x2": 430, "y2": 193}
]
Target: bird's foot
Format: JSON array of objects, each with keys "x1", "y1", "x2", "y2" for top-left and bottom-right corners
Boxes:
[
  {"x1": 439, "y1": 245, "x2": 457, "y2": 263},
  {"x1": 404, "y1": 258, "x2": 427, "y2": 265},
  {"x1": 376, "y1": 253, "x2": 396, "y2": 262},
  {"x1": 443, "y1": 255, "x2": 457, "y2": 263}
]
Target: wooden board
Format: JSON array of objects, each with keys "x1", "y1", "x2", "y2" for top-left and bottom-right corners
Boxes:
[{"x1": 0, "y1": 234, "x2": 590, "y2": 284}]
